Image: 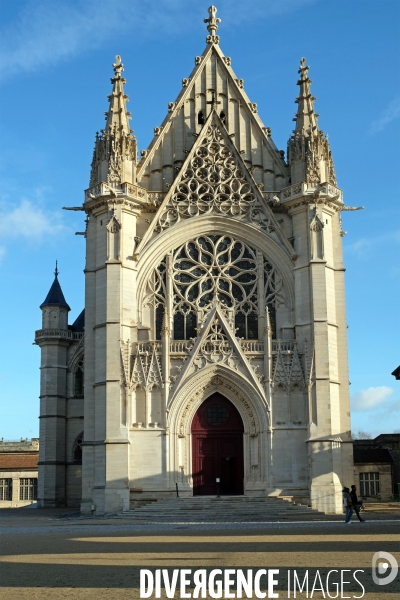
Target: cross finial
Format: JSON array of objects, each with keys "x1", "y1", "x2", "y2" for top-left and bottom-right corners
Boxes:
[
  {"x1": 112, "y1": 55, "x2": 125, "y2": 82},
  {"x1": 54, "y1": 260, "x2": 59, "y2": 279},
  {"x1": 206, "y1": 88, "x2": 221, "y2": 112},
  {"x1": 298, "y1": 57, "x2": 309, "y2": 80},
  {"x1": 204, "y1": 5, "x2": 221, "y2": 44}
]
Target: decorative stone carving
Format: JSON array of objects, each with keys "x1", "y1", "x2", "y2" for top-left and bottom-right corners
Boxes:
[
  {"x1": 272, "y1": 341, "x2": 305, "y2": 389},
  {"x1": 195, "y1": 56, "x2": 203, "y2": 65},
  {"x1": 89, "y1": 57, "x2": 137, "y2": 188},
  {"x1": 235, "y1": 79, "x2": 244, "y2": 89},
  {"x1": 223, "y1": 57, "x2": 231, "y2": 66},
  {"x1": 168, "y1": 102, "x2": 176, "y2": 112},
  {"x1": 154, "y1": 119, "x2": 273, "y2": 232},
  {"x1": 249, "y1": 103, "x2": 257, "y2": 113},
  {"x1": 154, "y1": 127, "x2": 162, "y2": 136},
  {"x1": 204, "y1": 6, "x2": 221, "y2": 44},
  {"x1": 182, "y1": 78, "x2": 191, "y2": 87},
  {"x1": 121, "y1": 341, "x2": 163, "y2": 391}
]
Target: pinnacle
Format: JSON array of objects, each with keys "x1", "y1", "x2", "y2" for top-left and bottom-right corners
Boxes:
[
  {"x1": 293, "y1": 57, "x2": 318, "y2": 135},
  {"x1": 104, "y1": 55, "x2": 132, "y2": 136}
]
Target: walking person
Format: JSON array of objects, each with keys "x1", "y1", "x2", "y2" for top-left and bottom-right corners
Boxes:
[
  {"x1": 351, "y1": 484, "x2": 366, "y2": 522},
  {"x1": 343, "y1": 487, "x2": 353, "y2": 524}
]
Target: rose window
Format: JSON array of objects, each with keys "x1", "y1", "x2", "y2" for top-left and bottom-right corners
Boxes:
[{"x1": 146, "y1": 234, "x2": 287, "y2": 340}]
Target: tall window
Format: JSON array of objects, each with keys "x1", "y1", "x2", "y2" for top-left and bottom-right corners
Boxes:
[
  {"x1": 19, "y1": 478, "x2": 37, "y2": 501},
  {"x1": 198, "y1": 110, "x2": 205, "y2": 125},
  {"x1": 74, "y1": 358, "x2": 84, "y2": 396},
  {"x1": 0, "y1": 479, "x2": 12, "y2": 501},
  {"x1": 359, "y1": 472, "x2": 380, "y2": 496},
  {"x1": 147, "y1": 235, "x2": 286, "y2": 340},
  {"x1": 73, "y1": 432, "x2": 83, "y2": 464}
]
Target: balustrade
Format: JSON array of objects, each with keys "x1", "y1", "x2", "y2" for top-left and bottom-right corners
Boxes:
[{"x1": 35, "y1": 329, "x2": 84, "y2": 341}]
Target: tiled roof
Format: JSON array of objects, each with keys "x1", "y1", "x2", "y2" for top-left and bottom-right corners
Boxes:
[
  {"x1": 0, "y1": 454, "x2": 39, "y2": 469},
  {"x1": 353, "y1": 447, "x2": 394, "y2": 464}
]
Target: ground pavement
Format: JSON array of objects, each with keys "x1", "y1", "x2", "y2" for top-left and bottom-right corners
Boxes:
[{"x1": 0, "y1": 506, "x2": 399, "y2": 599}]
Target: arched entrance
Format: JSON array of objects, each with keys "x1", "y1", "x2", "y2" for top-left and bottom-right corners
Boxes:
[{"x1": 191, "y1": 393, "x2": 244, "y2": 495}]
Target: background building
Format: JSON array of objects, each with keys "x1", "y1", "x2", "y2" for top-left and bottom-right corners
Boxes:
[
  {"x1": 36, "y1": 7, "x2": 354, "y2": 514},
  {"x1": 0, "y1": 438, "x2": 39, "y2": 508}
]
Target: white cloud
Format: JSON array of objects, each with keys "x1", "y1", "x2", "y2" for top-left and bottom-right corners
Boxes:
[
  {"x1": 0, "y1": 188, "x2": 68, "y2": 263},
  {"x1": 369, "y1": 97, "x2": 400, "y2": 134},
  {"x1": 346, "y1": 230, "x2": 400, "y2": 258},
  {"x1": 0, "y1": 0, "x2": 318, "y2": 81},
  {"x1": 351, "y1": 386, "x2": 394, "y2": 411}
]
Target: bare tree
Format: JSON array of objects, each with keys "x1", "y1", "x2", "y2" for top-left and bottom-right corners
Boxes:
[{"x1": 353, "y1": 430, "x2": 372, "y2": 440}]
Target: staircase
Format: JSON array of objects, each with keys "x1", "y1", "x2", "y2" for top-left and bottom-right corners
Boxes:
[{"x1": 118, "y1": 495, "x2": 327, "y2": 523}]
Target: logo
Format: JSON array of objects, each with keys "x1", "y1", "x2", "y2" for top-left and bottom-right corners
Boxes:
[{"x1": 372, "y1": 551, "x2": 398, "y2": 586}]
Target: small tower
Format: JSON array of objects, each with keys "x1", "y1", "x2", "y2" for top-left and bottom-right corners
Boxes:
[{"x1": 36, "y1": 263, "x2": 70, "y2": 507}]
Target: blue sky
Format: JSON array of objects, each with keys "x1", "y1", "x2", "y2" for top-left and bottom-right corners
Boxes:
[{"x1": 0, "y1": 0, "x2": 399, "y2": 440}]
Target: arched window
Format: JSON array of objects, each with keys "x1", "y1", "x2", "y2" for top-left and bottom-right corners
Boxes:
[
  {"x1": 220, "y1": 110, "x2": 227, "y2": 125},
  {"x1": 147, "y1": 235, "x2": 286, "y2": 341},
  {"x1": 72, "y1": 432, "x2": 83, "y2": 463},
  {"x1": 74, "y1": 359, "x2": 84, "y2": 397},
  {"x1": 198, "y1": 110, "x2": 205, "y2": 125}
]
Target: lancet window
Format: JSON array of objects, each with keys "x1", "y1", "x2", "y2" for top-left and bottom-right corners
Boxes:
[
  {"x1": 146, "y1": 234, "x2": 286, "y2": 340},
  {"x1": 74, "y1": 358, "x2": 84, "y2": 397}
]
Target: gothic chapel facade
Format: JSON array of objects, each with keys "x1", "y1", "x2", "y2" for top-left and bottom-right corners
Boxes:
[{"x1": 36, "y1": 7, "x2": 354, "y2": 514}]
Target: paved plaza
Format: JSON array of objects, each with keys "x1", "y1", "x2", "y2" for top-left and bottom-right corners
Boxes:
[{"x1": 0, "y1": 508, "x2": 399, "y2": 599}]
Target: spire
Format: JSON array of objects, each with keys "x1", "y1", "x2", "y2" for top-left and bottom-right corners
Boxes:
[
  {"x1": 105, "y1": 56, "x2": 131, "y2": 135},
  {"x1": 89, "y1": 55, "x2": 137, "y2": 190},
  {"x1": 40, "y1": 264, "x2": 70, "y2": 310},
  {"x1": 287, "y1": 58, "x2": 337, "y2": 187},
  {"x1": 294, "y1": 58, "x2": 318, "y2": 136},
  {"x1": 204, "y1": 5, "x2": 221, "y2": 44}
]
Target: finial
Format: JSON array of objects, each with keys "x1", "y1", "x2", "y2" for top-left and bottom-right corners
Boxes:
[
  {"x1": 112, "y1": 55, "x2": 125, "y2": 82},
  {"x1": 54, "y1": 260, "x2": 59, "y2": 279},
  {"x1": 298, "y1": 57, "x2": 309, "y2": 80},
  {"x1": 206, "y1": 88, "x2": 221, "y2": 113},
  {"x1": 204, "y1": 5, "x2": 221, "y2": 44}
]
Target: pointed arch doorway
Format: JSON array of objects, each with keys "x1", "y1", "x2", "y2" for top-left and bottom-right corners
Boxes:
[{"x1": 191, "y1": 393, "x2": 244, "y2": 495}]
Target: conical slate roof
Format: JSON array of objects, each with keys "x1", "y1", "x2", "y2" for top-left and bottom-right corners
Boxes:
[
  {"x1": 71, "y1": 309, "x2": 85, "y2": 332},
  {"x1": 40, "y1": 265, "x2": 70, "y2": 310}
]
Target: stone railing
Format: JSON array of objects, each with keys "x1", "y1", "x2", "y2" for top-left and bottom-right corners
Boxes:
[
  {"x1": 170, "y1": 340, "x2": 192, "y2": 353},
  {"x1": 84, "y1": 183, "x2": 166, "y2": 208},
  {"x1": 279, "y1": 182, "x2": 343, "y2": 203},
  {"x1": 134, "y1": 341, "x2": 162, "y2": 354},
  {"x1": 131, "y1": 339, "x2": 296, "y2": 356},
  {"x1": 240, "y1": 340, "x2": 264, "y2": 353},
  {"x1": 35, "y1": 329, "x2": 84, "y2": 341},
  {"x1": 272, "y1": 340, "x2": 296, "y2": 353}
]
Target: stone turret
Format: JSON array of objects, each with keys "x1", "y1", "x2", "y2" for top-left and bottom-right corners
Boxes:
[
  {"x1": 287, "y1": 58, "x2": 336, "y2": 187},
  {"x1": 36, "y1": 263, "x2": 71, "y2": 507},
  {"x1": 89, "y1": 55, "x2": 137, "y2": 187}
]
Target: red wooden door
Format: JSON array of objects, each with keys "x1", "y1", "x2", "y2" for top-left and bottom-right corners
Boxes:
[{"x1": 192, "y1": 394, "x2": 244, "y2": 496}]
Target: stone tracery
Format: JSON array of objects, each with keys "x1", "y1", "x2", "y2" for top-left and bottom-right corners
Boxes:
[
  {"x1": 144, "y1": 234, "x2": 288, "y2": 340},
  {"x1": 155, "y1": 122, "x2": 267, "y2": 232}
]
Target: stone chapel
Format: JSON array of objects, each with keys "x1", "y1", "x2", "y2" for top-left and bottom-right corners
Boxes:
[{"x1": 36, "y1": 6, "x2": 354, "y2": 514}]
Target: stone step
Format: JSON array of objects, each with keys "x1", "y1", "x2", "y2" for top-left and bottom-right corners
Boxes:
[{"x1": 121, "y1": 495, "x2": 324, "y2": 522}]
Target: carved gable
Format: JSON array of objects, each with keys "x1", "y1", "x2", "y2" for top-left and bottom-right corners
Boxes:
[
  {"x1": 169, "y1": 304, "x2": 267, "y2": 405},
  {"x1": 137, "y1": 44, "x2": 288, "y2": 193},
  {"x1": 136, "y1": 111, "x2": 294, "y2": 258}
]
